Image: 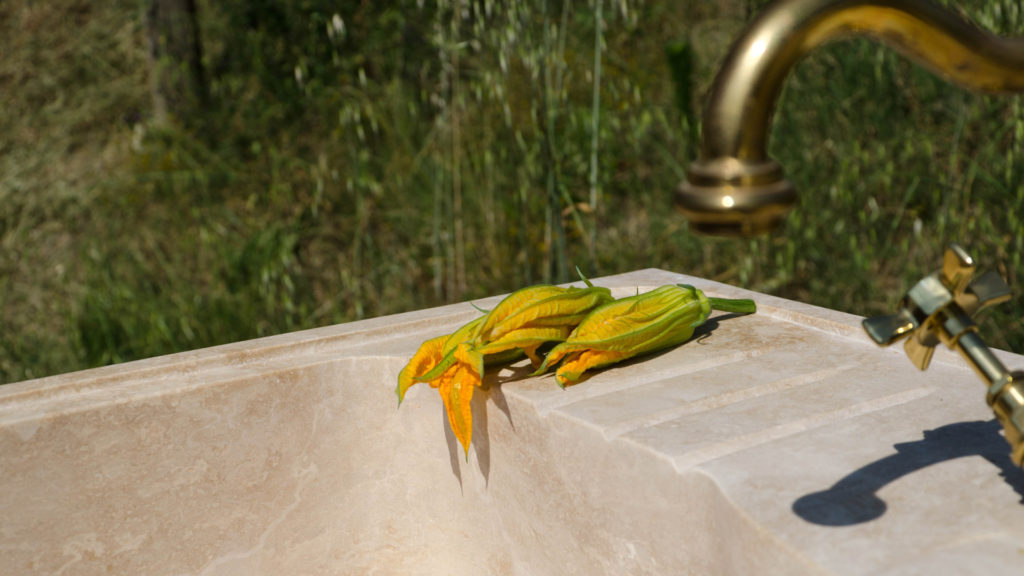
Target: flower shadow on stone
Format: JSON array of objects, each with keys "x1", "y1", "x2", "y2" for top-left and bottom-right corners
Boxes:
[{"x1": 444, "y1": 361, "x2": 534, "y2": 487}]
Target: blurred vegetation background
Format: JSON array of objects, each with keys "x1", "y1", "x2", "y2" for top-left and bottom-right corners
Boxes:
[{"x1": 2, "y1": 0, "x2": 1023, "y2": 384}]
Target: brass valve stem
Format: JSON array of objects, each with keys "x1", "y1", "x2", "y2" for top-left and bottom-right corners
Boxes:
[{"x1": 937, "y1": 313, "x2": 1024, "y2": 466}]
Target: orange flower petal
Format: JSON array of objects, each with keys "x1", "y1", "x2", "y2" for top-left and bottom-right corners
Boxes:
[
  {"x1": 396, "y1": 334, "x2": 447, "y2": 405},
  {"x1": 555, "y1": 349, "x2": 628, "y2": 387},
  {"x1": 441, "y1": 358, "x2": 480, "y2": 457}
]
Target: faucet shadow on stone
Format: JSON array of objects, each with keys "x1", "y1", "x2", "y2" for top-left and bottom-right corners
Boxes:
[
  {"x1": 677, "y1": 0, "x2": 1024, "y2": 468},
  {"x1": 792, "y1": 419, "x2": 1024, "y2": 527}
]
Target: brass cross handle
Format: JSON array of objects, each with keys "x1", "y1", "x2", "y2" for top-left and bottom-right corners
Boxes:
[{"x1": 863, "y1": 244, "x2": 1024, "y2": 466}]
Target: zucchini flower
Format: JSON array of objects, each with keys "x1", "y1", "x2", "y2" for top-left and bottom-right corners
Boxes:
[
  {"x1": 535, "y1": 284, "x2": 756, "y2": 388},
  {"x1": 397, "y1": 279, "x2": 614, "y2": 457},
  {"x1": 471, "y1": 281, "x2": 613, "y2": 366},
  {"x1": 396, "y1": 315, "x2": 486, "y2": 406}
]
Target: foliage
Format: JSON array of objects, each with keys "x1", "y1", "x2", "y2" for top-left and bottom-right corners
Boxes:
[{"x1": 2, "y1": 0, "x2": 1024, "y2": 383}]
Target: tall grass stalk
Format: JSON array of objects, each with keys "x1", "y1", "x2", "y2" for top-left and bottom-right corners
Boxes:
[
  {"x1": 450, "y1": 0, "x2": 467, "y2": 300},
  {"x1": 588, "y1": 0, "x2": 605, "y2": 269}
]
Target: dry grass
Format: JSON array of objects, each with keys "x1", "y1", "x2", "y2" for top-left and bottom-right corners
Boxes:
[{"x1": 0, "y1": 0, "x2": 148, "y2": 380}]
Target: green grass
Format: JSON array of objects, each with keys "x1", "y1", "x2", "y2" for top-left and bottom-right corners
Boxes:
[{"x1": 2, "y1": 0, "x2": 1024, "y2": 384}]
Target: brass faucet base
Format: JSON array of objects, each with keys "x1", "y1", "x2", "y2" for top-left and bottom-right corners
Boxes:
[{"x1": 676, "y1": 159, "x2": 795, "y2": 235}]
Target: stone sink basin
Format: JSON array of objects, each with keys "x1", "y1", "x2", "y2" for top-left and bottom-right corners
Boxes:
[{"x1": 3, "y1": 269, "x2": 1023, "y2": 575}]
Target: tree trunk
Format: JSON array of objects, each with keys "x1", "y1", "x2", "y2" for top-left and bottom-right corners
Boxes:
[{"x1": 146, "y1": 0, "x2": 206, "y2": 125}]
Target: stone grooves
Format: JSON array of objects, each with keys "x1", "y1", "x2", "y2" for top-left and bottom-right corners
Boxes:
[
  {"x1": 600, "y1": 364, "x2": 862, "y2": 440},
  {"x1": 669, "y1": 386, "x2": 934, "y2": 471},
  {"x1": 527, "y1": 345, "x2": 775, "y2": 417}
]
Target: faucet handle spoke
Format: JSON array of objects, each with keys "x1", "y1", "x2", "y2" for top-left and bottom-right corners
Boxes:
[
  {"x1": 862, "y1": 244, "x2": 1013, "y2": 372},
  {"x1": 903, "y1": 330, "x2": 939, "y2": 371},
  {"x1": 961, "y1": 269, "x2": 1012, "y2": 316},
  {"x1": 941, "y1": 243, "x2": 976, "y2": 295},
  {"x1": 862, "y1": 309, "x2": 917, "y2": 346}
]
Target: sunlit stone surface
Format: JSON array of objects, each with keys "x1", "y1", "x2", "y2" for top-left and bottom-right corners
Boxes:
[{"x1": 2, "y1": 269, "x2": 1022, "y2": 575}]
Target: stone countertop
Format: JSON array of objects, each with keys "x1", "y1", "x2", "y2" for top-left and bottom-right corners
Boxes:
[{"x1": 2, "y1": 268, "x2": 1023, "y2": 575}]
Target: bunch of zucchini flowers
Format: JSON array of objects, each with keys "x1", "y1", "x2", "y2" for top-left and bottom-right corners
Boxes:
[{"x1": 397, "y1": 276, "x2": 756, "y2": 456}]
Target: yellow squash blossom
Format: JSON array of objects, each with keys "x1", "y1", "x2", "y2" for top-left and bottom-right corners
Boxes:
[
  {"x1": 396, "y1": 316, "x2": 486, "y2": 405},
  {"x1": 471, "y1": 281, "x2": 613, "y2": 366},
  {"x1": 535, "y1": 284, "x2": 756, "y2": 387},
  {"x1": 397, "y1": 279, "x2": 613, "y2": 457}
]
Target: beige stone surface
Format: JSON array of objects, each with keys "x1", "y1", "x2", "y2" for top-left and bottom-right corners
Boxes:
[{"x1": 2, "y1": 268, "x2": 1023, "y2": 575}]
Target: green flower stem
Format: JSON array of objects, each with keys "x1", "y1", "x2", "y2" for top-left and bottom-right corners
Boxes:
[{"x1": 708, "y1": 297, "x2": 757, "y2": 315}]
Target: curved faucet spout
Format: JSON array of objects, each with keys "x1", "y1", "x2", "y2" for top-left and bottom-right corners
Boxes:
[{"x1": 676, "y1": 0, "x2": 1024, "y2": 236}]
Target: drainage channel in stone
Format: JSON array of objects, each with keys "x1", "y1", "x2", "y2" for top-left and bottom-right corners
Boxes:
[
  {"x1": 529, "y1": 345, "x2": 774, "y2": 417},
  {"x1": 669, "y1": 386, "x2": 934, "y2": 471},
  {"x1": 600, "y1": 363, "x2": 862, "y2": 440}
]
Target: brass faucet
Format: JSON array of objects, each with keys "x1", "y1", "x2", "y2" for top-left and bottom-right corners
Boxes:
[
  {"x1": 676, "y1": 0, "x2": 1024, "y2": 464},
  {"x1": 676, "y1": 0, "x2": 1024, "y2": 236}
]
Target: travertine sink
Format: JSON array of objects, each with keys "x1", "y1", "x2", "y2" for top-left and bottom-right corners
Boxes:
[{"x1": 2, "y1": 269, "x2": 1023, "y2": 575}]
